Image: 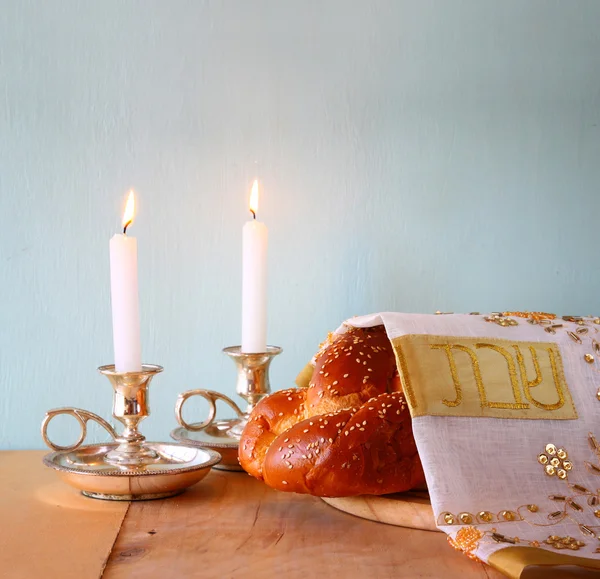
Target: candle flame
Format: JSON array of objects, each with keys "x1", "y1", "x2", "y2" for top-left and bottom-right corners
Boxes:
[
  {"x1": 249, "y1": 180, "x2": 259, "y2": 219},
  {"x1": 122, "y1": 190, "x2": 136, "y2": 233}
]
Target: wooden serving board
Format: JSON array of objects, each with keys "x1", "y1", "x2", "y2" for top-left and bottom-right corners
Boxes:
[{"x1": 321, "y1": 490, "x2": 440, "y2": 532}]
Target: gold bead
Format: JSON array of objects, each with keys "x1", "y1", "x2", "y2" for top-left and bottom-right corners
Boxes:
[
  {"x1": 585, "y1": 354, "x2": 595, "y2": 364},
  {"x1": 459, "y1": 513, "x2": 473, "y2": 524},
  {"x1": 478, "y1": 511, "x2": 493, "y2": 523},
  {"x1": 545, "y1": 465, "x2": 556, "y2": 476},
  {"x1": 527, "y1": 504, "x2": 539, "y2": 513},
  {"x1": 444, "y1": 513, "x2": 455, "y2": 524},
  {"x1": 538, "y1": 454, "x2": 549, "y2": 465},
  {"x1": 546, "y1": 444, "x2": 557, "y2": 455},
  {"x1": 561, "y1": 537, "x2": 573, "y2": 544},
  {"x1": 557, "y1": 469, "x2": 567, "y2": 479},
  {"x1": 502, "y1": 510, "x2": 516, "y2": 521},
  {"x1": 563, "y1": 460, "x2": 572, "y2": 471},
  {"x1": 557, "y1": 449, "x2": 567, "y2": 459},
  {"x1": 550, "y1": 457, "x2": 560, "y2": 467},
  {"x1": 594, "y1": 510, "x2": 600, "y2": 519}
]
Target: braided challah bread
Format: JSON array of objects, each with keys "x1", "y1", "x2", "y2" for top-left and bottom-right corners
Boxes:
[{"x1": 239, "y1": 325, "x2": 425, "y2": 496}]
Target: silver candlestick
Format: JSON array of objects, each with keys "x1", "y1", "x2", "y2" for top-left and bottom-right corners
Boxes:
[
  {"x1": 172, "y1": 345, "x2": 282, "y2": 471},
  {"x1": 41, "y1": 364, "x2": 221, "y2": 500}
]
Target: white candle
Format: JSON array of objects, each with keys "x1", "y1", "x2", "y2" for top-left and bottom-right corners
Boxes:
[
  {"x1": 242, "y1": 180, "x2": 268, "y2": 353},
  {"x1": 110, "y1": 190, "x2": 142, "y2": 372}
]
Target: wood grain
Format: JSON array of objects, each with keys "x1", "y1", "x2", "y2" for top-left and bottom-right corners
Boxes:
[
  {"x1": 0, "y1": 451, "x2": 504, "y2": 578},
  {"x1": 0, "y1": 451, "x2": 128, "y2": 579},
  {"x1": 104, "y1": 470, "x2": 503, "y2": 579}
]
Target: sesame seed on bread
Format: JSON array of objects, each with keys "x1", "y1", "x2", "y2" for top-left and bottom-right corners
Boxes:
[{"x1": 239, "y1": 326, "x2": 425, "y2": 496}]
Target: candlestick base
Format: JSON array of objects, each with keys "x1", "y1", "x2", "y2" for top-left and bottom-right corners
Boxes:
[
  {"x1": 41, "y1": 364, "x2": 222, "y2": 499},
  {"x1": 171, "y1": 346, "x2": 282, "y2": 471},
  {"x1": 43, "y1": 442, "x2": 220, "y2": 500}
]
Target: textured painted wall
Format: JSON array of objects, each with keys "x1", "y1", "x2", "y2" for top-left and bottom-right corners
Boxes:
[{"x1": 1, "y1": 0, "x2": 600, "y2": 449}]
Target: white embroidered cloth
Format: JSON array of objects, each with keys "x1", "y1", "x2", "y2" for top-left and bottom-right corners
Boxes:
[{"x1": 336, "y1": 312, "x2": 600, "y2": 572}]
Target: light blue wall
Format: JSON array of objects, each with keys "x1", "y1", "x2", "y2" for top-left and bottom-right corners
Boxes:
[{"x1": 1, "y1": 0, "x2": 600, "y2": 449}]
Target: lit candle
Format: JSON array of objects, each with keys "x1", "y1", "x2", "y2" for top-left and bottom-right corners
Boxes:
[
  {"x1": 109, "y1": 190, "x2": 142, "y2": 372},
  {"x1": 242, "y1": 180, "x2": 268, "y2": 353}
]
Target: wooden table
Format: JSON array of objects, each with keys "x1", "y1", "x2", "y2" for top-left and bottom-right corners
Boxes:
[{"x1": 0, "y1": 451, "x2": 503, "y2": 579}]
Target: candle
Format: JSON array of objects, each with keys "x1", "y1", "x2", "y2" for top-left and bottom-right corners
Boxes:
[
  {"x1": 242, "y1": 180, "x2": 268, "y2": 353},
  {"x1": 109, "y1": 190, "x2": 142, "y2": 372}
]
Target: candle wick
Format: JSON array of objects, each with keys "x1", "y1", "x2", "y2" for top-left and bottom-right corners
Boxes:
[
  {"x1": 250, "y1": 209, "x2": 256, "y2": 220},
  {"x1": 123, "y1": 220, "x2": 132, "y2": 235}
]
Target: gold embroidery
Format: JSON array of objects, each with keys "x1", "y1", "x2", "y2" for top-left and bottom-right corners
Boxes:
[
  {"x1": 491, "y1": 532, "x2": 518, "y2": 544},
  {"x1": 430, "y1": 342, "x2": 530, "y2": 410},
  {"x1": 546, "y1": 348, "x2": 567, "y2": 411},
  {"x1": 502, "y1": 311, "x2": 556, "y2": 322},
  {"x1": 586, "y1": 462, "x2": 600, "y2": 475},
  {"x1": 446, "y1": 430, "x2": 600, "y2": 563},
  {"x1": 391, "y1": 335, "x2": 576, "y2": 420},
  {"x1": 393, "y1": 342, "x2": 417, "y2": 409},
  {"x1": 429, "y1": 344, "x2": 465, "y2": 407},
  {"x1": 484, "y1": 314, "x2": 518, "y2": 326},
  {"x1": 584, "y1": 432, "x2": 600, "y2": 477},
  {"x1": 487, "y1": 313, "x2": 600, "y2": 407},
  {"x1": 539, "y1": 444, "x2": 570, "y2": 479},
  {"x1": 514, "y1": 345, "x2": 542, "y2": 388},
  {"x1": 438, "y1": 508, "x2": 527, "y2": 527},
  {"x1": 475, "y1": 343, "x2": 529, "y2": 409},
  {"x1": 580, "y1": 525, "x2": 595, "y2": 537},
  {"x1": 448, "y1": 526, "x2": 484, "y2": 561},
  {"x1": 544, "y1": 535, "x2": 585, "y2": 550},
  {"x1": 515, "y1": 346, "x2": 566, "y2": 411}
]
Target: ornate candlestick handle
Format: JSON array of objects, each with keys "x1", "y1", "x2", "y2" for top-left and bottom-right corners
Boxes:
[
  {"x1": 170, "y1": 346, "x2": 282, "y2": 470},
  {"x1": 41, "y1": 365, "x2": 163, "y2": 467},
  {"x1": 175, "y1": 389, "x2": 245, "y2": 432},
  {"x1": 41, "y1": 407, "x2": 118, "y2": 452}
]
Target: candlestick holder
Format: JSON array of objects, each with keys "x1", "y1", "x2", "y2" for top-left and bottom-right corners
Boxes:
[
  {"x1": 41, "y1": 364, "x2": 221, "y2": 500},
  {"x1": 171, "y1": 345, "x2": 282, "y2": 471}
]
